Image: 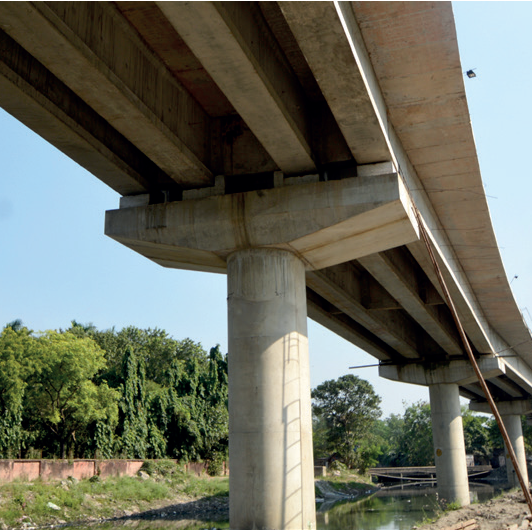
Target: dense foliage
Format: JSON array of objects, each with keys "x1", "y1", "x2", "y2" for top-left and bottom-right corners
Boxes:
[
  {"x1": 312, "y1": 378, "x2": 524, "y2": 472},
  {"x1": 3, "y1": 323, "x2": 529, "y2": 472},
  {"x1": 0, "y1": 321, "x2": 228, "y2": 466}
]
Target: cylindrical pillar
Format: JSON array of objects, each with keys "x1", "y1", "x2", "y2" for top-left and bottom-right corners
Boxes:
[
  {"x1": 502, "y1": 414, "x2": 528, "y2": 488},
  {"x1": 429, "y1": 383, "x2": 470, "y2": 506},
  {"x1": 227, "y1": 248, "x2": 316, "y2": 530}
]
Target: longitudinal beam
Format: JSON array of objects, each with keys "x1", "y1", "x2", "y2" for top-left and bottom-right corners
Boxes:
[
  {"x1": 158, "y1": 1, "x2": 316, "y2": 174},
  {"x1": 358, "y1": 249, "x2": 463, "y2": 355},
  {"x1": 0, "y1": 1, "x2": 212, "y2": 188}
]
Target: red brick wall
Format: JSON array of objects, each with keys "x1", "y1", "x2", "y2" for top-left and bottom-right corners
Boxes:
[{"x1": 0, "y1": 459, "x2": 144, "y2": 483}]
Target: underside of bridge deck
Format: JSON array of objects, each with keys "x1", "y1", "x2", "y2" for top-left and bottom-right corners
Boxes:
[{"x1": 2, "y1": 0, "x2": 532, "y2": 525}]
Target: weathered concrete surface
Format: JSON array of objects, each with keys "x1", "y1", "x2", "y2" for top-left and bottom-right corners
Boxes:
[
  {"x1": 227, "y1": 249, "x2": 315, "y2": 530},
  {"x1": 429, "y1": 383, "x2": 470, "y2": 507}
]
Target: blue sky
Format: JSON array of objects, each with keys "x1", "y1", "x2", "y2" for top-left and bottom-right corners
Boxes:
[{"x1": 1, "y1": 2, "x2": 531, "y2": 417}]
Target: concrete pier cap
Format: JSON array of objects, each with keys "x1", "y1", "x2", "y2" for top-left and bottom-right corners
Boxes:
[{"x1": 105, "y1": 172, "x2": 419, "y2": 274}]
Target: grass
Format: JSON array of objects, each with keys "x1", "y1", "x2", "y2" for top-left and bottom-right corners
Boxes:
[
  {"x1": 0, "y1": 462, "x2": 230, "y2": 529},
  {"x1": 315, "y1": 469, "x2": 376, "y2": 499}
]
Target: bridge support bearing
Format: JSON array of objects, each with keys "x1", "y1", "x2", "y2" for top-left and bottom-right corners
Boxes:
[
  {"x1": 227, "y1": 248, "x2": 316, "y2": 530},
  {"x1": 429, "y1": 383, "x2": 470, "y2": 506},
  {"x1": 502, "y1": 414, "x2": 529, "y2": 488}
]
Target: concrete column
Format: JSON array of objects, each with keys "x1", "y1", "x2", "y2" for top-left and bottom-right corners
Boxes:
[
  {"x1": 429, "y1": 383, "x2": 470, "y2": 506},
  {"x1": 502, "y1": 414, "x2": 528, "y2": 488},
  {"x1": 227, "y1": 248, "x2": 316, "y2": 530}
]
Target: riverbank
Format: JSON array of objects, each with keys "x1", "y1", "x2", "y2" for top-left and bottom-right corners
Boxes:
[
  {"x1": 0, "y1": 461, "x2": 229, "y2": 530},
  {"x1": 0, "y1": 463, "x2": 375, "y2": 529},
  {"x1": 419, "y1": 489, "x2": 531, "y2": 530}
]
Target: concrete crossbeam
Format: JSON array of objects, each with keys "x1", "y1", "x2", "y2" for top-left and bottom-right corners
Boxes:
[
  {"x1": 469, "y1": 399, "x2": 532, "y2": 416},
  {"x1": 106, "y1": 173, "x2": 419, "y2": 273}
]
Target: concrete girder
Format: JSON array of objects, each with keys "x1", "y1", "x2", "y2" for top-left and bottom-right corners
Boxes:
[
  {"x1": 105, "y1": 173, "x2": 419, "y2": 273},
  {"x1": 407, "y1": 240, "x2": 495, "y2": 356},
  {"x1": 0, "y1": 29, "x2": 155, "y2": 196},
  {"x1": 281, "y1": 1, "x2": 531, "y2": 366},
  {"x1": 358, "y1": 249, "x2": 463, "y2": 355},
  {"x1": 279, "y1": 1, "x2": 389, "y2": 164},
  {"x1": 487, "y1": 377, "x2": 525, "y2": 399},
  {"x1": 158, "y1": 1, "x2": 316, "y2": 174},
  {"x1": 0, "y1": 2, "x2": 212, "y2": 188},
  {"x1": 307, "y1": 262, "x2": 451, "y2": 361},
  {"x1": 501, "y1": 358, "x2": 532, "y2": 396},
  {"x1": 306, "y1": 269, "x2": 419, "y2": 360},
  {"x1": 306, "y1": 290, "x2": 396, "y2": 362}
]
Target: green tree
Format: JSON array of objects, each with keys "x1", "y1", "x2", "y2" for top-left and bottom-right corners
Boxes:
[
  {"x1": 25, "y1": 331, "x2": 119, "y2": 458},
  {"x1": 462, "y1": 408, "x2": 492, "y2": 463},
  {"x1": 312, "y1": 374, "x2": 382, "y2": 469},
  {"x1": 374, "y1": 413, "x2": 406, "y2": 467},
  {"x1": 0, "y1": 325, "x2": 35, "y2": 457},
  {"x1": 398, "y1": 401, "x2": 433, "y2": 466},
  {"x1": 117, "y1": 345, "x2": 149, "y2": 458}
]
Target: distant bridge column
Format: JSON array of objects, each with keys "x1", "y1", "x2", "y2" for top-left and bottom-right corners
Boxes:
[
  {"x1": 502, "y1": 414, "x2": 528, "y2": 487},
  {"x1": 429, "y1": 383, "x2": 470, "y2": 506},
  {"x1": 470, "y1": 399, "x2": 532, "y2": 488},
  {"x1": 380, "y1": 359, "x2": 507, "y2": 507},
  {"x1": 227, "y1": 248, "x2": 316, "y2": 530}
]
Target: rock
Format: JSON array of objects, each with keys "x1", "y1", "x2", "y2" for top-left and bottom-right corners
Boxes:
[
  {"x1": 138, "y1": 470, "x2": 150, "y2": 481},
  {"x1": 47, "y1": 502, "x2": 61, "y2": 511}
]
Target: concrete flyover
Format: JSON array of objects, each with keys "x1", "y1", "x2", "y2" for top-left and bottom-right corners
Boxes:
[{"x1": 1, "y1": 1, "x2": 531, "y2": 526}]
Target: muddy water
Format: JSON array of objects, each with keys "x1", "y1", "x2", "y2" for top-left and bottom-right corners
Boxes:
[
  {"x1": 317, "y1": 482, "x2": 502, "y2": 530},
  {"x1": 67, "y1": 483, "x2": 501, "y2": 530}
]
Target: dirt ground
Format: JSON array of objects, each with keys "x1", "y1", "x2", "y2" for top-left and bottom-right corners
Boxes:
[{"x1": 419, "y1": 490, "x2": 532, "y2": 530}]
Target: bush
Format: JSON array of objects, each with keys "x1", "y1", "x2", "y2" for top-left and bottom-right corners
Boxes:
[{"x1": 140, "y1": 459, "x2": 183, "y2": 479}]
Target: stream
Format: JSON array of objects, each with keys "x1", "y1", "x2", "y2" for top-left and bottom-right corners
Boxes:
[
  {"x1": 316, "y1": 482, "x2": 502, "y2": 530},
  {"x1": 67, "y1": 482, "x2": 502, "y2": 530}
]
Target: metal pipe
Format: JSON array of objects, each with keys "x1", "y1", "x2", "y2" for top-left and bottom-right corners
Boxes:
[{"x1": 413, "y1": 205, "x2": 532, "y2": 513}]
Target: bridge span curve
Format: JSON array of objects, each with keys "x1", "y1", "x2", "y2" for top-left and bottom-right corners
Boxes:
[{"x1": 1, "y1": 2, "x2": 531, "y2": 528}]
